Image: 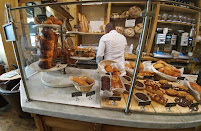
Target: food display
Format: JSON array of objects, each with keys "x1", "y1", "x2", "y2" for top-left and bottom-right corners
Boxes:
[
  {"x1": 111, "y1": 75, "x2": 123, "y2": 89},
  {"x1": 153, "y1": 61, "x2": 181, "y2": 77},
  {"x1": 147, "y1": 91, "x2": 168, "y2": 105},
  {"x1": 101, "y1": 76, "x2": 111, "y2": 91},
  {"x1": 135, "y1": 80, "x2": 145, "y2": 90},
  {"x1": 34, "y1": 16, "x2": 63, "y2": 26},
  {"x1": 124, "y1": 28, "x2": 135, "y2": 37},
  {"x1": 129, "y1": 6, "x2": 142, "y2": 19},
  {"x1": 70, "y1": 46, "x2": 95, "y2": 58},
  {"x1": 134, "y1": 92, "x2": 150, "y2": 102},
  {"x1": 190, "y1": 82, "x2": 201, "y2": 97},
  {"x1": 104, "y1": 64, "x2": 121, "y2": 75}
]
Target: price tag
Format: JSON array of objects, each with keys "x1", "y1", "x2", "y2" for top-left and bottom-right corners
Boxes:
[
  {"x1": 165, "y1": 103, "x2": 177, "y2": 107},
  {"x1": 144, "y1": 75, "x2": 153, "y2": 79},
  {"x1": 86, "y1": 91, "x2": 95, "y2": 97},
  {"x1": 189, "y1": 103, "x2": 199, "y2": 112},
  {"x1": 177, "y1": 77, "x2": 185, "y2": 80},
  {"x1": 72, "y1": 92, "x2": 82, "y2": 97},
  {"x1": 109, "y1": 97, "x2": 121, "y2": 101},
  {"x1": 138, "y1": 101, "x2": 151, "y2": 106},
  {"x1": 37, "y1": 15, "x2": 47, "y2": 22},
  {"x1": 165, "y1": 103, "x2": 177, "y2": 112}
]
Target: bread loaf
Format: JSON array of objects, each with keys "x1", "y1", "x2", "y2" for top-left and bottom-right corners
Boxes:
[{"x1": 129, "y1": 6, "x2": 141, "y2": 19}]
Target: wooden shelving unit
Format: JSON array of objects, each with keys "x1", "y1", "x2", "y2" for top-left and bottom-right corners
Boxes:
[{"x1": 157, "y1": 21, "x2": 192, "y2": 26}]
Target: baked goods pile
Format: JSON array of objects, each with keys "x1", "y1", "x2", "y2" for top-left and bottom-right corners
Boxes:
[
  {"x1": 153, "y1": 61, "x2": 181, "y2": 77},
  {"x1": 104, "y1": 65, "x2": 121, "y2": 75},
  {"x1": 70, "y1": 46, "x2": 95, "y2": 58},
  {"x1": 36, "y1": 28, "x2": 57, "y2": 69},
  {"x1": 34, "y1": 16, "x2": 63, "y2": 26}
]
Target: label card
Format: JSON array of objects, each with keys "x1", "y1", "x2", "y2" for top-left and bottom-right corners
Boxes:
[
  {"x1": 138, "y1": 101, "x2": 151, "y2": 106},
  {"x1": 109, "y1": 97, "x2": 121, "y2": 101},
  {"x1": 72, "y1": 92, "x2": 82, "y2": 97},
  {"x1": 86, "y1": 91, "x2": 95, "y2": 97}
]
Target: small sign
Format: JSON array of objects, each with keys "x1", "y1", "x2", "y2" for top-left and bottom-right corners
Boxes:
[
  {"x1": 177, "y1": 77, "x2": 185, "y2": 80},
  {"x1": 144, "y1": 75, "x2": 153, "y2": 79},
  {"x1": 74, "y1": 25, "x2": 80, "y2": 29},
  {"x1": 109, "y1": 97, "x2": 121, "y2": 101},
  {"x1": 125, "y1": 19, "x2": 135, "y2": 27},
  {"x1": 37, "y1": 15, "x2": 47, "y2": 22},
  {"x1": 72, "y1": 92, "x2": 82, "y2": 97},
  {"x1": 86, "y1": 91, "x2": 95, "y2": 97},
  {"x1": 138, "y1": 101, "x2": 151, "y2": 106},
  {"x1": 165, "y1": 103, "x2": 177, "y2": 108}
]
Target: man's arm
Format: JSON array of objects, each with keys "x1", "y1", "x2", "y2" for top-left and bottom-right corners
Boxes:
[{"x1": 96, "y1": 37, "x2": 106, "y2": 63}]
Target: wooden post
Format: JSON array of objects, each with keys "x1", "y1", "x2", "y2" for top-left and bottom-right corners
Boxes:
[
  {"x1": 32, "y1": 114, "x2": 45, "y2": 131},
  {"x1": 106, "y1": 2, "x2": 111, "y2": 24},
  {"x1": 145, "y1": 2, "x2": 160, "y2": 56}
]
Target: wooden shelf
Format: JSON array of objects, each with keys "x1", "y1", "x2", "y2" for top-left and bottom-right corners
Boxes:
[
  {"x1": 66, "y1": 31, "x2": 104, "y2": 35},
  {"x1": 111, "y1": 2, "x2": 146, "y2": 6},
  {"x1": 160, "y1": 4, "x2": 198, "y2": 14},
  {"x1": 157, "y1": 21, "x2": 192, "y2": 26}
]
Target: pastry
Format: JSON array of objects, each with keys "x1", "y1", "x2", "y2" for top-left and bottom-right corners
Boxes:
[
  {"x1": 156, "y1": 61, "x2": 167, "y2": 66},
  {"x1": 113, "y1": 72, "x2": 120, "y2": 76},
  {"x1": 153, "y1": 63, "x2": 164, "y2": 69},
  {"x1": 138, "y1": 71, "x2": 155, "y2": 77},
  {"x1": 158, "y1": 68, "x2": 164, "y2": 73},
  {"x1": 69, "y1": 76, "x2": 89, "y2": 86},
  {"x1": 164, "y1": 66, "x2": 174, "y2": 76},
  {"x1": 175, "y1": 97, "x2": 192, "y2": 107},
  {"x1": 104, "y1": 65, "x2": 113, "y2": 73},
  {"x1": 165, "y1": 89, "x2": 178, "y2": 96},
  {"x1": 147, "y1": 91, "x2": 168, "y2": 105},
  {"x1": 129, "y1": 61, "x2": 135, "y2": 69},
  {"x1": 113, "y1": 67, "x2": 119, "y2": 72},
  {"x1": 177, "y1": 91, "x2": 188, "y2": 97},
  {"x1": 79, "y1": 76, "x2": 94, "y2": 84},
  {"x1": 44, "y1": 19, "x2": 53, "y2": 24},
  {"x1": 101, "y1": 76, "x2": 110, "y2": 91},
  {"x1": 129, "y1": 6, "x2": 142, "y2": 19},
  {"x1": 135, "y1": 92, "x2": 149, "y2": 101},
  {"x1": 177, "y1": 85, "x2": 189, "y2": 92},
  {"x1": 146, "y1": 86, "x2": 164, "y2": 96},
  {"x1": 161, "y1": 83, "x2": 172, "y2": 89},
  {"x1": 111, "y1": 75, "x2": 123, "y2": 88},
  {"x1": 186, "y1": 94, "x2": 194, "y2": 101},
  {"x1": 190, "y1": 82, "x2": 201, "y2": 98},
  {"x1": 159, "y1": 80, "x2": 168, "y2": 84}
]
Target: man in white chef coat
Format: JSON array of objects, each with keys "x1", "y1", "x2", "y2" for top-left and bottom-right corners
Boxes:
[{"x1": 96, "y1": 22, "x2": 127, "y2": 64}]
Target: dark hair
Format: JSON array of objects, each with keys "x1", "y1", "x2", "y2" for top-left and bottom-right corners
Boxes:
[{"x1": 105, "y1": 22, "x2": 115, "y2": 33}]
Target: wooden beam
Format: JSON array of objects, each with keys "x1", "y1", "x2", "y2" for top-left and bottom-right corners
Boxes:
[
  {"x1": 192, "y1": 12, "x2": 200, "y2": 54},
  {"x1": 106, "y1": 2, "x2": 111, "y2": 24},
  {"x1": 145, "y1": 2, "x2": 160, "y2": 56}
]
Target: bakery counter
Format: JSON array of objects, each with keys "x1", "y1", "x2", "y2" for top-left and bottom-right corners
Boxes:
[{"x1": 20, "y1": 67, "x2": 201, "y2": 131}]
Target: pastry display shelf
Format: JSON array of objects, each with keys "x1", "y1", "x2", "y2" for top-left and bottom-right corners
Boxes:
[{"x1": 157, "y1": 21, "x2": 192, "y2": 26}]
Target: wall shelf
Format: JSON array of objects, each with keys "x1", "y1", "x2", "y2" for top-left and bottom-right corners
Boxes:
[{"x1": 157, "y1": 21, "x2": 192, "y2": 26}]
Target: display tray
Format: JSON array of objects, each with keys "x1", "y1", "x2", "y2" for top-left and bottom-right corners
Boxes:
[
  {"x1": 101, "y1": 80, "x2": 201, "y2": 114},
  {"x1": 29, "y1": 61, "x2": 67, "y2": 72},
  {"x1": 70, "y1": 56, "x2": 95, "y2": 61}
]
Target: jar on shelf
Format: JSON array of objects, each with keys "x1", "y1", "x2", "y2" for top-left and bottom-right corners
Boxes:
[
  {"x1": 172, "y1": 14, "x2": 178, "y2": 22},
  {"x1": 182, "y1": 16, "x2": 187, "y2": 23},
  {"x1": 161, "y1": 13, "x2": 168, "y2": 21},
  {"x1": 178, "y1": 14, "x2": 183, "y2": 23},
  {"x1": 158, "y1": 14, "x2": 162, "y2": 21},
  {"x1": 167, "y1": 14, "x2": 173, "y2": 22},
  {"x1": 187, "y1": 17, "x2": 192, "y2": 24}
]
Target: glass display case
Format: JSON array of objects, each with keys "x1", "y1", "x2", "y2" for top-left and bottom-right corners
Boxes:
[{"x1": 3, "y1": 0, "x2": 201, "y2": 115}]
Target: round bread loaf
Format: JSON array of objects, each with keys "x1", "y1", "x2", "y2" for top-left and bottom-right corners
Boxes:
[
  {"x1": 134, "y1": 23, "x2": 143, "y2": 34},
  {"x1": 119, "y1": 11, "x2": 129, "y2": 18},
  {"x1": 124, "y1": 28, "x2": 135, "y2": 37},
  {"x1": 129, "y1": 6, "x2": 142, "y2": 19},
  {"x1": 115, "y1": 26, "x2": 124, "y2": 34}
]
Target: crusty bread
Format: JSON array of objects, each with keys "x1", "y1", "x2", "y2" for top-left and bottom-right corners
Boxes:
[
  {"x1": 153, "y1": 63, "x2": 164, "y2": 69},
  {"x1": 70, "y1": 76, "x2": 89, "y2": 86}
]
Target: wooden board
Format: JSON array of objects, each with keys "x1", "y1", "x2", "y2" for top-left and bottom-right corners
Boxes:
[
  {"x1": 101, "y1": 94, "x2": 126, "y2": 110},
  {"x1": 101, "y1": 80, "x2": 201, "y2": 114}
]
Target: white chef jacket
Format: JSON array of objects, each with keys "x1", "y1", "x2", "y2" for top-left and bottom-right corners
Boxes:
[{"x1": 96, "y1": 30, "x2": 127, "y2": 63}]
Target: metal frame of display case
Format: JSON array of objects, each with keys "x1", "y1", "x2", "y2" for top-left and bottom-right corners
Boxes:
[{"x1": 3, "y1": 0, "x2": 201, "y2": 114}]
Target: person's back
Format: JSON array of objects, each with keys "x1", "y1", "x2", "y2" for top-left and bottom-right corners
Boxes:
[
  {"x1": 96, "y1": 22, "x2": 127, "y2": 63},
  {"x1": 101, "y1": 30, "x2": 127, "y2": 62}
]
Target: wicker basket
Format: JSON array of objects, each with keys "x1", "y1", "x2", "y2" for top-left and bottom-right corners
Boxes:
[
  {"x1": 70, "y1": 76, "x2": 95, "y2": 92},
  {"x1": 98, "y1": 60, "x2": 116, "y2": 75}
]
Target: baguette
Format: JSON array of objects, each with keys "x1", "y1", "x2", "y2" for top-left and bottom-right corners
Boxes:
[{"x1": 69, "y1": 76, "x2": 89, "y2": 86}]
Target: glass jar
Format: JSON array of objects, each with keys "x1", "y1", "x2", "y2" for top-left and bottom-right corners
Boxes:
[
  {"x1": 172, "y1": 14, "x2": 178, "y2": 22},
  {"x1": 167, "y1": 14, "x2": 173, "y2": 22},
  {"x1": 161, "y1": 13, "x2": 168, "y2": 21}
]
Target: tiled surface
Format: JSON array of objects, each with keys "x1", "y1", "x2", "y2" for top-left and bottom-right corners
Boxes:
[{"x1": 0, "y1": 105, "x2": 37, "y2": 131}]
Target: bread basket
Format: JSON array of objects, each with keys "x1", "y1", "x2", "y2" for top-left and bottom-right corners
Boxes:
[
  {"x1": 69, "y1": 76, "x2": 95, "y2": 92},
  {"x1": 98, "y1": 60, "x2": 117, "y2": 75}
]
